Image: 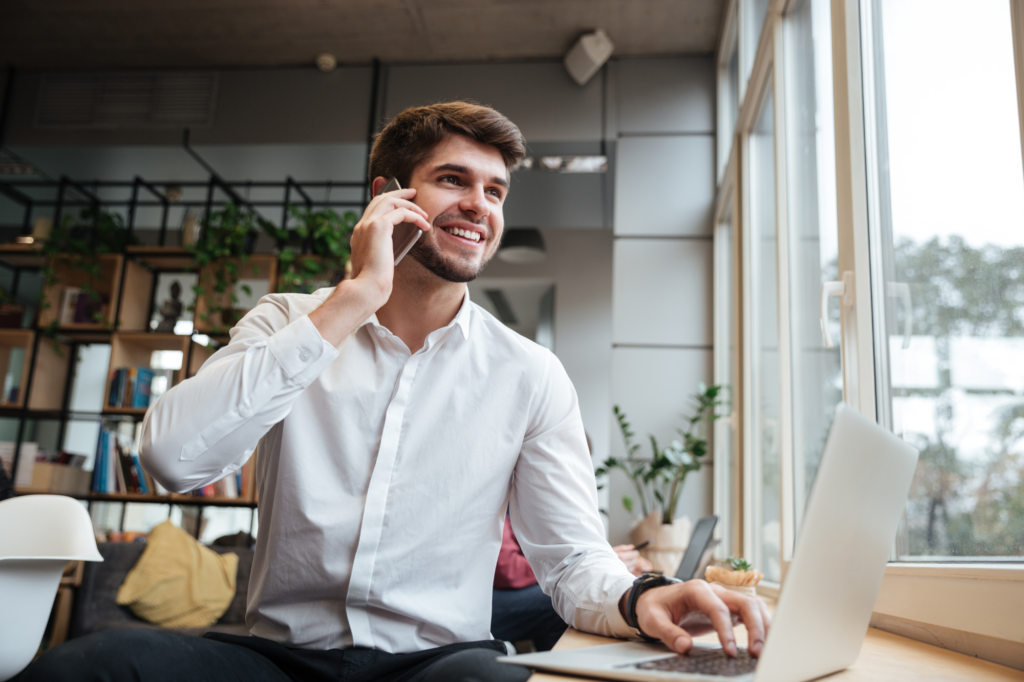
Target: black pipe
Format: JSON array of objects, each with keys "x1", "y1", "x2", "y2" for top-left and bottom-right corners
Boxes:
[
  {"x1": 0, "y1": 65, "x2": 15, "y2": 152},
  {"x1": 182, "y1": 129, "x2": 249, "y2": 208}
]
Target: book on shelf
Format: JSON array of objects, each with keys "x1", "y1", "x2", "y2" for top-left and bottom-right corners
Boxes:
[
  {"x1": 108, "y1": 367, "x2": 155, "y2": 409},
  {"x1": 92, "y1": 421, "x2": 251, "y2": 499},
  {"x1": 93, "y1": 425, "x2": 156, "y2": 495}
]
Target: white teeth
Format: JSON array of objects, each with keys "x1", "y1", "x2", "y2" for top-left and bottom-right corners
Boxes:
[{"x1": 445, "y1": 227, "x2": 480, "y2": 242}]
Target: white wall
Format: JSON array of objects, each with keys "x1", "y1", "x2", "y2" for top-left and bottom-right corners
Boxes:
[{"x1": 607, "y1": 56, "x2": 716, "y2": 544}]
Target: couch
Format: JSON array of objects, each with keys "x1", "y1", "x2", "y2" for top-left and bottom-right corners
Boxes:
[{"x1": 69, "y1": 541, "x2": 253, "y2": 639}]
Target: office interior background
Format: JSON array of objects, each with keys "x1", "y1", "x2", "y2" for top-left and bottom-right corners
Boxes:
[{"x1": 1, "y1": 0, "x2": 1022, "y2": 670}]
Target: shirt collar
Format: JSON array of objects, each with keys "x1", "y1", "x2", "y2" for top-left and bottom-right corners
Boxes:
[{"x1": 361, "y1": 287, "x2": 472, "y2": 341}]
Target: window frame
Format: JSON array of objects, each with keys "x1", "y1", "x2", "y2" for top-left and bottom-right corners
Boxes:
[
  {"x1": 715, "y1": 0, "x2": 1024, "y2": 660},
  {"x1": 821, "y1": 0, "x2": 1024, "y2": 659},
  {"x1": 716, "y1": 0, "x2": 741, "y2": 182}
]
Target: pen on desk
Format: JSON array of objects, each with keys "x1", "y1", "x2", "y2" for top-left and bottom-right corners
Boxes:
[{"x1": 633, "y1": 538, "x2": 654, "y2": 551}]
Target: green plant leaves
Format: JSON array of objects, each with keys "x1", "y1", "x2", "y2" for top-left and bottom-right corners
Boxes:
[{"x1": 600, "y1": 384, "x2": 727, "y2": 523}]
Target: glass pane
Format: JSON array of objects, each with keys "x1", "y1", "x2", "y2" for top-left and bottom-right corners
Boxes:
[
  {"x1": 866, "y1": 0, "x2": 1024, "y2": 558},
  {"x1": 744, "y1": 0, "x2": 772, "y2": 87},
  {"x1": 751, "y1": 79, "x2": 781, "y2": 581},
  {"x1": 784, "y1": 0, "x2": 841, "y2": 531}
]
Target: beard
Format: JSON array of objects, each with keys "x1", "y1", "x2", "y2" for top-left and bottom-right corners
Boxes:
[{"x1": 408, "y1": 212, "x2": 495, "y2": 283}]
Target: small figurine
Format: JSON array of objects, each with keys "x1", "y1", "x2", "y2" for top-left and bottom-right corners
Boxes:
[{"x1": 155, "y1": 281, "x2": 184, "y2": 333}]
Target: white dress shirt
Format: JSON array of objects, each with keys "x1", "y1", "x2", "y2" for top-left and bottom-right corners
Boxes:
[{"x1": 141, "y1": 287, "x2": 636, "y2": 652}]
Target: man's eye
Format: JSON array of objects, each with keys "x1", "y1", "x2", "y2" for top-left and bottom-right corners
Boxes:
[{"x1": 439, "y1": 175, "x2": 460, "y2": 185}]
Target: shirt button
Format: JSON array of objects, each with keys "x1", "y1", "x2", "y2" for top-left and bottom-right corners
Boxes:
[
  {"x1": 299, "y1": 351, "x2": 311, "y2": 362},
  {"x1": 239, "y1": 405, "x2": 251, "y2": 417},
  {"x1": 377, "y1": 330, "x2": 386, "y2": 338}
]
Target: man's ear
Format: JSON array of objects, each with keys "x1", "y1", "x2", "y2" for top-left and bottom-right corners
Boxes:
[{"x1": 371, "y1": 176, "x2": 389, "y2": 197}]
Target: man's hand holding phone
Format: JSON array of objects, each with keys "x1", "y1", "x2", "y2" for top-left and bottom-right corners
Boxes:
[{"x1": 308, "y1": 180, "x2": 431, "y2": 346}]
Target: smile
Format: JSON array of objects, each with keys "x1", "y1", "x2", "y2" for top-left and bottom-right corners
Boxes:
[{"x1": 441, "y1": 226, "x2": 482, "y2": 243}]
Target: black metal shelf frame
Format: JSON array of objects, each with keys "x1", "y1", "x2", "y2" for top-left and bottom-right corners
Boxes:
[{"x1": 0, "y1": 58, "x2": 387, "y2": 535}]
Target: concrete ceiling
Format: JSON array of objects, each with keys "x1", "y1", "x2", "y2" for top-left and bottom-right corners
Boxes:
[{"x1": 0, "y1": 0, "x2": 724, "y2": 71}]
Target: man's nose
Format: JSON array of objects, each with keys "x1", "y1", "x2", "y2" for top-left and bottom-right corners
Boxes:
[{"x1": 459, "y1": 184, "x2": 490, "y2": 220}]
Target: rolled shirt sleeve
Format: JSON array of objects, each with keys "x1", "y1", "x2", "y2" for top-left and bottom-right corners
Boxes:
[
  {"x1": 141, "y1": 295, "x2": 339, "y2": 493},
  {"x1": 509, "y1": 351, "x2": 637, "y2": 640}
]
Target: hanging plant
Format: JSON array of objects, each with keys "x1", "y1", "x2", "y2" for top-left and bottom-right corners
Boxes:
[
  {"x1": 187, "y1": 203, "x2": 263, "y2": 334},
  {"x1": 263, "y1": 206, "x2": 356, "y2": 294}
]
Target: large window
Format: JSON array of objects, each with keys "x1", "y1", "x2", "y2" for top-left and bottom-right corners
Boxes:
[
  {"x1": 783, "y1": 0, "x2": 840, "y2": 532},
  {"x1": 863, "y1": 0, "x2": 1024, "y2": 560},
  {"x1": 715, "y1": 0, "x2": 1024, "y2": 662}
]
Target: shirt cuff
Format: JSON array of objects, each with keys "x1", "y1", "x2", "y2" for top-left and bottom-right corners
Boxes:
[
  {"x1": 603, "y1": 574, "x2": 640, "y2": 640},
  {"x1": 266, "y1": 314, "x2": 339, "y2": 385}
]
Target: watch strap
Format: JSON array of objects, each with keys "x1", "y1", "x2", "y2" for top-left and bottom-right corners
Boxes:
[{"x1": 626, "y1": 573, "x2": 682, "y2": 641}]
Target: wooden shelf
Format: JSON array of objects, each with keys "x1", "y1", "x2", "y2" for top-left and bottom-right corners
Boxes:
[
  {"x1": 105, "y1": 332, "x2": 191, "y2": 410},
  {"x1": 39, "y1": 254, "x2": 124, "y2": 329},
  {"x1": 102, "y1": 407, "x2": 149, "y2": 416}
]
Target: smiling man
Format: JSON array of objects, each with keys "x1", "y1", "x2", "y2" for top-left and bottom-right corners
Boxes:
[{"x1": 20, "y1": 102, "x2": 768, "y2": 682}]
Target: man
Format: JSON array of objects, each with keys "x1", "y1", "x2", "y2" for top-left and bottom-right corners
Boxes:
[{"x1": 21, "y1": 102, "x2": 768, "y2": 682}]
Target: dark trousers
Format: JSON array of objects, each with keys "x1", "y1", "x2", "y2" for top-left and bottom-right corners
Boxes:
[
  {"x1": 490, "y1": 584, "x2": 567, "y2": 652},
  {"x1": 16, "y1": 628, "x2": 532, "y2": 682}
]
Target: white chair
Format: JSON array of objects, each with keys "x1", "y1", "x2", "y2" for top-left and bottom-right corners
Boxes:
[{"x1": 0, "y1": 494, "x2": 103, "y2": 682}]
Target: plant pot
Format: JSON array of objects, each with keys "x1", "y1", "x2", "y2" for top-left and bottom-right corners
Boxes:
[
  {"x1": 629, "y1": 510, "x2": 691, "y2": 576},
  {"x1": 709, "y1": 583, "x2": 758, "y2": 598}
]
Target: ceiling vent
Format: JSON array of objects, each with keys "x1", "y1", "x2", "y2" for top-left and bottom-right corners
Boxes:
[{"x1": 34, "y1": 72, "x2": 218, "y2": 130}]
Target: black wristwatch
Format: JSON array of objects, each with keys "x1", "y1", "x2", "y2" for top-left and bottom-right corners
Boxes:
[{"x1": 626, "y1": 573, "x2": 682, "y2": 641}]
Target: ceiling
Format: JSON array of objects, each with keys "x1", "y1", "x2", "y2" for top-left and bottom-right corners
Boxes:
[{"x1": 0, "y1": 0, "x2": 724, "y2": 71}]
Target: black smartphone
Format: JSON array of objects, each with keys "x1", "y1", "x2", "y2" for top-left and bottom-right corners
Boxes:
[{"x1": 377, "y1": 177, "x2": 423, "y2": 265}]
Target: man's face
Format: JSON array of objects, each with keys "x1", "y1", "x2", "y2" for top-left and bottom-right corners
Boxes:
[{"x1": 402, "y1": 134, "x2": 508, "y2": 283}]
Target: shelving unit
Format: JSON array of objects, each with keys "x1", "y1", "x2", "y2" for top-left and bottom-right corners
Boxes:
[
  {"x1": 0, "y1": 169, "x2": 368, "y2": 536},
  {"x1": 0, "y1": 244, "x2": 260, "y2": 511}
]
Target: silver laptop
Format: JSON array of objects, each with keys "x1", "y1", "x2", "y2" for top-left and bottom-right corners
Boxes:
[{"x1": 499, "y1": 404, "x2": 919, "y2": 681}]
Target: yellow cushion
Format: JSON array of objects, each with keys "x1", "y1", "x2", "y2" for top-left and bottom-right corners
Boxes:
[{"x1": 116, "y1": 520, "x2": 238, "y2": 628}]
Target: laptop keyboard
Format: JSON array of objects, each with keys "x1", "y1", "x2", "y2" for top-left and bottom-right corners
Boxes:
[{"x1": 627, "y1": 648, "x2": 757, "y2": 677}]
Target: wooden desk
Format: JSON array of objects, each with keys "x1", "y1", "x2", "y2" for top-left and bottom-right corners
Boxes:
[{"x1": 528, "y1": 626, "x2": 1024, "y2": 681}]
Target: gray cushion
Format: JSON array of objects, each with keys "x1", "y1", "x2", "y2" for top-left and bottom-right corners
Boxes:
[{"x1": 70, "y1": 541, "x2": 253, "y2": 639}]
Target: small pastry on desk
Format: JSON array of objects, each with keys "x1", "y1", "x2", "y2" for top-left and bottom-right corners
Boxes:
[{"x1": 704, "y1": 557, "x2": 764, "y2": 598}]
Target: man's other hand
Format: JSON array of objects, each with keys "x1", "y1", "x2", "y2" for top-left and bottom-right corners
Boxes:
[
  {"x1": 612, "y1": 545, "x2": 653, "y2": 577},
  {"x1": 634, "y1": 580, "x2": 771, "y2": 658}
]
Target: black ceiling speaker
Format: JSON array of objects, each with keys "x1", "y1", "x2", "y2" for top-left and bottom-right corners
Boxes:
[{"x1": 498, "y1": 228, "x2": 546, "y2": 264}]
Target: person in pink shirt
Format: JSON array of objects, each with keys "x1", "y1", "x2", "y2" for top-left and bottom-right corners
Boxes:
[{"x1": 492, "y1": 516, "x2": 652, "y2": 651}]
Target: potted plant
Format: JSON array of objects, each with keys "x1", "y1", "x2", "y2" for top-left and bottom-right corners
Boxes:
[{"x1": 596, "y1": 383, "x2": 724, "y2": 574}]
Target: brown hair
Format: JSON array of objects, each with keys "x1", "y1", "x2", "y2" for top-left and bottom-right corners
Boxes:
[{"x1": 368, "y1": 101, "x2": 526, "y2": 187}]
